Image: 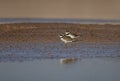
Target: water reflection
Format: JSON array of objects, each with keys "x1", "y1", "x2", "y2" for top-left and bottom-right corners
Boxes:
[
  {"x1": 0, "y1": 58, "x2": 120, "y2": 81},
  {"x1": 60, "y1": 58, "x2": 78, "y2": 64},
  {"x1": 0, "y1": 42, "x2": 120, "y2": 81}
]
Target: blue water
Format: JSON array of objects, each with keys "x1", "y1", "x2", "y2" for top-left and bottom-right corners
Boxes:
[
  {"x1": 0, "y1": 42, "x2": 120, "y2": 62},
  {"x1": 0, "y1": 18, "x2": 120, "y2": 24},
  {"x1": 0, "y1": 58, "x2": 120, "y2": 81}
]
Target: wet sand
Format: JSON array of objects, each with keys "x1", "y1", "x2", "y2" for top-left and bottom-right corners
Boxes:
[{"x1": 0, "y1": 23, "x2": 120, "y2": 43}]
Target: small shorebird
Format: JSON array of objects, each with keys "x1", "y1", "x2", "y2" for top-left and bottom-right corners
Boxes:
[
  {"x1": 65, "y1": 31, "x2": 79, "y2": 39},
  {"x1": 59, "y1": 35, "x2": 75, "y2": 43}
]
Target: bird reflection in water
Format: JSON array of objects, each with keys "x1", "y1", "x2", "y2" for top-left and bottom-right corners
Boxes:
[{"x1": 60, "y1": 58, "x2": 78, "y2": 64}]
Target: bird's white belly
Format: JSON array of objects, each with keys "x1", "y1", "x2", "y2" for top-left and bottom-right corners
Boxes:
[
  {"x1": 61, "y1": 38, "x2": 72, "y2": 43},
  {"x1": 67, "y1": 34, "x2": 75, "y2": 38}
]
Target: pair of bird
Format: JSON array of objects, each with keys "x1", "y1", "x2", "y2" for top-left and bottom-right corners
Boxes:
[{"x1": 59, "y1": 31, "x2": 79, "y2": 43}]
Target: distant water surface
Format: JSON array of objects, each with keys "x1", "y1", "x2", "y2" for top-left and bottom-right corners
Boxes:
[{"x1": 0, "y1": 18, "x2": 120, "y2": 24}]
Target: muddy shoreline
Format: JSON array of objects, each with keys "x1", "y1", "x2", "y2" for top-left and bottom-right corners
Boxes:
[{"x1": 0, "y1": 23, "x2": 120, "y2": 43}]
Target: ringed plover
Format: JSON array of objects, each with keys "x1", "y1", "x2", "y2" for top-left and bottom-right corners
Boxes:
[
  {"x1": 59, "y1": 35, "x2": 75, "y2": 43},
  {"x1": 65, "y1": 31, "x2": 79, "y2": 39}
]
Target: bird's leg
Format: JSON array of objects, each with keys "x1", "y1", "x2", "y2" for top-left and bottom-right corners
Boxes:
[{"x1": 64, "y1": 44, "x2": 68, "y2": 48}]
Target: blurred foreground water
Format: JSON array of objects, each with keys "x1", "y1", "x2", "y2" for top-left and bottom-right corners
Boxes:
[
  {"x1": 0, "y1": 41, "x2": 120, "y2": 81},
  {"x1": 0, "y1": 58, "x2": 120, "y2": 81}
]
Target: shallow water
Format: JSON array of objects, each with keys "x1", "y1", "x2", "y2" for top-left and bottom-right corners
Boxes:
[
  {"x1": 0, "y1": 42, "x2": 120, "y2": 62},
  {"x1": 0, "y1": 58, "x2": 120, "y2": 81},
  {"x1": 0, "y1": 42, "x2": 120, "y2": 81}
]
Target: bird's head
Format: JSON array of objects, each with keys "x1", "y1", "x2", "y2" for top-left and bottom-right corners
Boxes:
[{"x1": 59, "y1": 35, "x2": 64, "y2": 38}]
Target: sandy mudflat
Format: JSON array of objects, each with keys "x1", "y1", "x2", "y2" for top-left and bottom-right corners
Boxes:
[{"x1": 0, "y1": 23, "x2": 120, "y2": 43}]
